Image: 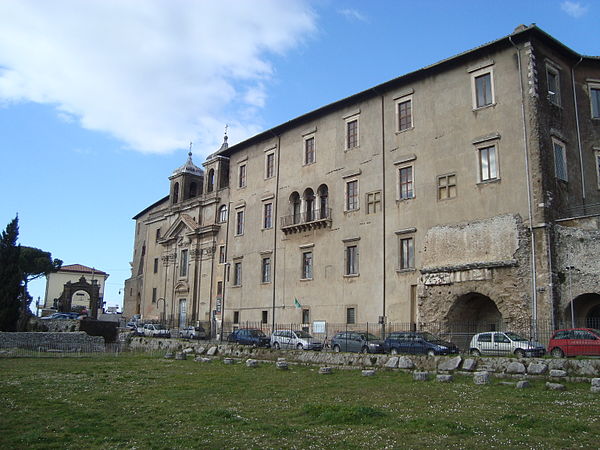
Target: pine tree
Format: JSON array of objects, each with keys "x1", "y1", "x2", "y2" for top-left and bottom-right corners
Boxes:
[{"x1": 0, "y1": 216, "x2": 22, "y2": 331}]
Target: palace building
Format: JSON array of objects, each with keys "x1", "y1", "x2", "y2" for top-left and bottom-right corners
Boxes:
[{"x1": 123, "y1": 25, "x2": 600, "y2": 337}]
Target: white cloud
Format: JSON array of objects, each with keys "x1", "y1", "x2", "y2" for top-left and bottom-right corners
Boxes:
[
  {"x1": 561, "y1": 1, "x2": 588, "y2": 18},
  {"x1": 0, "y1": 0, "x2": 316, "y2": 155},
  {"x1": 338, "y1": 8, "x2": 368, "y2": 23}
]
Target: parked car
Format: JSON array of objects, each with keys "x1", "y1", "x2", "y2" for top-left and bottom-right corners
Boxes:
[
  {"x1": 469, "y1": 331, "x2": 545, "y2": 357},
  {"x1": 547, "y1": 328, "x2": 600, "y2": 358},
  {"x1": 132, "y1": 323, "x2": 145, "y2": 336},
  {"x1": 384, "y1": 331, "x2": 459, "y2": 356},
  {"x1": 41, "y1": 312, "x2": 80, "y2": 320},
  {"x1": 143, "y1": 323, "x2": 171, "y2": 338},
  {"x1": 226, "y1": 329, "x2": 270, "y2": 347},
  {"x1": 271, "y1": 330, "x2": 323, "y2": 351},
  {"x1": 331, "y1": 331, "x2": 385, "y2": 354},
  {"x1": 180, "y1": 325, "x2": 207, "y2": 340}
]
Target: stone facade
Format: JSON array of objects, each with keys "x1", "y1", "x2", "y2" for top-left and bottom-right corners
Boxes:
[{"x1": 124, "y1": 25, "x2": 600, "y2": 337}]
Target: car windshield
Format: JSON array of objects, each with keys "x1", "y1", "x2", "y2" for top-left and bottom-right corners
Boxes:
[
  {"x1": 419, "y1": 332, "x2": 441, "y2": 342},
  {"x1": 504, "y1": 332, "x2": 527, "y2": 341},
  {"x1": 294, "y1": 331, "x2": 312, "y2": 338},
  {"x1": 249, "y1": 330, "x2": 266, "y2": 337},
  {"x1": 361, "y1": 333, "x2": 379, "y2": 340}
]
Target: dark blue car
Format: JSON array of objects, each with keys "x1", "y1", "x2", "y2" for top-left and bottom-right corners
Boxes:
[
  {"x1": 226, "y1": 329, "x2": 270, "y2": 347},
  {"x1": 384, "y1": 331, "x2": 459, "y2": 356}
]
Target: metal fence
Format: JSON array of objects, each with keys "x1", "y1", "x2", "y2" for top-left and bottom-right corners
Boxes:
[{"x1": 0, "y1": 342, "x2": 126, "y2": 358}]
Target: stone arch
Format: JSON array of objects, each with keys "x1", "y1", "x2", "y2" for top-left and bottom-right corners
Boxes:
[
  {"x1": 56, "y1": 276, "x2": 101, "y2": 319},
  {"x1": 446, "y1": 292, "x2": 503, "y2": 333},
  {"x1": 172, "y1": 182, "x2": 179, "y2": 204},
  {"x1": 564, "y1": 293, "x2": 600, "y2": 329}
]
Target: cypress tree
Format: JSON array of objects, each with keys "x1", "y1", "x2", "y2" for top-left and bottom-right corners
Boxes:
[{"x1": 0, "y1": 216, "x2": 22, "y2": 331}]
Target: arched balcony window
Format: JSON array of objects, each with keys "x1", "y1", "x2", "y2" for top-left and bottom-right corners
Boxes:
[
  {"x1": 218, "y1": 205, "x2": 228, "y2": 223},
  {"x1": 318, "y1": 184, "x2": 329, "y2": 219},
  {"x1": 303, "y1": 188, "x2": 315, "y2": 222},
  {"x1": 172, "y1": 182, "x2": 179, "y2": 204},
  {"x1": 207, "y1": 169, "x2": 215, "y2": 193},
  {"x1": 290, "y1": 192, "x2": 301, "y2": 224}
]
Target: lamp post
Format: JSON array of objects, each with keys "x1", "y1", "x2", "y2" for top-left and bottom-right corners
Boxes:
[{"x1": 157, "y1": 298, "x2": 166, "y2": 325}]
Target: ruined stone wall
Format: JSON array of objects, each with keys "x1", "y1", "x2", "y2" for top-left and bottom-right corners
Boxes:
[
  {"x1": 0, "y1": 332, "x2": 105, "y2": 352},
  {"x1": 553, "y1": 224, "x2": 600, "y2": 323},
  {"x1": 419, "y1": 214, "x2": 533, "y2": 328}
]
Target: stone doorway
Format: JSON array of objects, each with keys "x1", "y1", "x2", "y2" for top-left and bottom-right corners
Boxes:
[{"x1": 446, "y1": 292, "x2": 503, "y2": 333}]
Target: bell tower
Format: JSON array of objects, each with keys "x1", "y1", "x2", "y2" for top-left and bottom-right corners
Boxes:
[{"x1": 169, "y1": 145, "x2": 204, "y2": 205}]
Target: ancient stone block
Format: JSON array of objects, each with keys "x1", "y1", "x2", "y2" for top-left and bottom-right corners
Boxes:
[
  {"x1": 319, "y1": 367, "x2": 332, "y2": 375},
  {"x1": 182, "y1": 347, "x2": 194, "y2": 354},
  {"x1": 438, "y1": 356, "x2": 462, "y2": 372},
  {"x1": 474, "y1": 371, "x2": 490, "y2": 385},
  {"x1": 462, "y1": 358, "x2": 477, "y2": 371},
  {"x1": 385, "y1": 357, "x2": 399, "y2": 369},
  {"x1": 527, "y1": 362, "x2": 547, "y2": 375},
  {"x1": 164, "y1": 352, "x2": 174, "y2": 359},
  {"x1": 246, "y1": 359, "x2": 258, "y2": 367},
  {"x1": 516, "y1": 380, "x2": 531, "y2": 389},
  {"x1": 223, "y1": 358, "x2": 234, "y2": 365},
  {"x1": 207, "y1": 346, "x2": 218, "y2": 356},
  {"x1": 546, "y1": 382, "x2": 566, "y2": 391},
  {"x1": 398, "y1": 356, "x2": 415, "y2": 369},
  {"x1": 276, "y1": 361, "x2": 289, "y2": 370},
  {"x1": 436, "y1": 374, "x2": 453, "y2": 382},
  {"x1": 505, "y1": 361, "x2": 526, "y2": 374},
  {"x1": 413, "y1": 371, "x2": 429, "y2": 381},
  {"x1": 550, "y1": 369, "x2": 568, "y2": 378},
  {"x1": 175, "y1": 352, "x2": 186, "y2": 360}
]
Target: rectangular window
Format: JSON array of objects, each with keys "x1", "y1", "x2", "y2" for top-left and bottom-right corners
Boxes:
[
  {"x1": 236, "y1": 210, "x2": 244, "y2": 235},
  {"x1": 553, "y1": 139, "x2": 568, "y2": 181},
  {"x1": 547, "y1": 65, "x2": 560, "y2": 105},
  {"x1": 397, "y1": 98, "x2": 412, "y2": 131},
  {"x1": 263, "y1": 203, "x2": 273, "y2": 229},
  {"x1": 345, "y1": 245, "x2": 358, "y2": 275},
  {"x1": 346, "y1": 180, "x2": 359, "y2": 211},
  {"x1": 152, "y1": 287, "x2": 157, "y2": 303},
  {"x1": 475, "y1": 72, "x2": 493, "y2": 108},
  {"x1": 217, "y1": 280, "x2": 223, "y2": 296},
  {"x1": 238, "y1": 164, "x2": 246, "y2": 188},
  {"x1": 261, "y1": 257, "x2": 271, "y2": 283},
  {"x1": 265, "y1": 152, "x2": 275, "y2": 178},
  {"x1": 399, "y1": 237, "x2": 415, "y2": 270},
  {"x1": 180, "y1": 249, "x2": 188, "y2": 277},
  {"x1": 304, "y1": 136, "x2": 315, "y2": 164},
  {"x1": 302, "y1": 251, "x2": 313, "y2": 280},
  {"x1": 233, "y1": 311, "x2": 240, "y2": 324},
  {"x1": 590, "y1": 86, "x2": 600, "y2": 119},
  {"x1": 262, "y1": 310, "x2": 268, "y2": 324},
  {"x1": 437, "y1": 174, "x2": 457, "y2": 200},
  {"x1": 233, "y1": 262, "x2": 242, "y2": 286},
  {"x1": 366, "y1": 191, "x2": 381, "y2": 214},
  {"x1": 219, "y1": 245, "x2": 225, "y2": 264},
  {"x1": 153, "y1": 258, "x2": 159, "y2": 274},
  {"x1": 398, "y1": 166, "x2": 414, "y2": 199},
  {"x1": 479, "y1": 145, "x2": 498, "y2": 181},
  {"x1": 302, "y1": 308, "x2": 310, "y2": 324},
  {"x1": 346, "y1": 118, "x2": 358, "y2": 149},
  {"x1": 346, "y1": 307, "x2": 356, "y2": 325}
]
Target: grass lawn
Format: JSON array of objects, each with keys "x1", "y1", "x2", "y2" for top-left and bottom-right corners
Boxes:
[{"x1": 0, "y1": 353, "x2": 598, "y2": 449}]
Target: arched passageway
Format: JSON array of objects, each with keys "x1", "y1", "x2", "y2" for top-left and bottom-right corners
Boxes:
[
  {"x1": 446, "y1": 292, "x2": 503, "y2": 333},
  {"x1": 563, "y1": 293, "x2": 600, "y2": 329}
]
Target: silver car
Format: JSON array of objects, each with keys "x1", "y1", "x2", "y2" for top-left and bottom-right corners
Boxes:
[
  {"x1": 271, "y1": 330, "x2": 323, "y2": 351},
  {"x1": 469, "y1": 331, "x2": 545, "y2": 357},
  {"x1": 180, "y1": 326, "x2": 207, "y2": 340},
  {"x1": 143, "y1": 323, "x2": 171, "y2": 338}
]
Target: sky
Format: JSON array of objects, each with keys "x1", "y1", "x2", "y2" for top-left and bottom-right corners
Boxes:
[{"x1": 0, "y1": 0, "x2": 597, "y2": 313}]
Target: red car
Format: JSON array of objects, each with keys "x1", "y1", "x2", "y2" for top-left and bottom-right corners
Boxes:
[{"x1": 547, "y1": 328, "x2": 600, "y2": 358}]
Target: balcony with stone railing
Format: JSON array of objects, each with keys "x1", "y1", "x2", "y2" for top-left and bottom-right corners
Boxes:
[{"x1": 280, "y1": 208, "x2": 332, "y2": 234}]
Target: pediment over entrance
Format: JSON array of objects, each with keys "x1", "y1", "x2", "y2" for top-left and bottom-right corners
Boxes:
[
  {"x1": 161, "y1": 214, "x2": 200, "y2": 243},
  {"x1": 174, "y1": 281, "x2": 190, "y2": 293}
]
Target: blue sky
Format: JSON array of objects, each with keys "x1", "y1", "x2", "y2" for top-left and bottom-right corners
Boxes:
[{"x1": 0, "y1": 0, "x2": 597, "y2": 312}]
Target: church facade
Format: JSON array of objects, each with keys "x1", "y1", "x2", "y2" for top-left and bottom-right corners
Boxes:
[{"x1": 123, "y1": 25, "x2": 600, "y2": 338}]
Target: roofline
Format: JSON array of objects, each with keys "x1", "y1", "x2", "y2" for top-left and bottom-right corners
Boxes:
[
  {"x1": 133, "y1": 195, "x2": 170, "y2": 220},
  {"x1": 217, "y1": 25, "x2": 597, "y2": 157},
  {"x1": 60, "y1": 266, "x2": 108, "y2": 276}
]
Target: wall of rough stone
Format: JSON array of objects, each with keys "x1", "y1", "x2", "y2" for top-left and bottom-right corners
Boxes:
[
  {"x1": 553, "y1": 224, "x2": 600, "y2": 323},
  {"x1": 0, "y1": 332, "x2": 105, "y2": 352},
  {"x1": 418, "y1": 214, "x2": 533, "y2": 327}
]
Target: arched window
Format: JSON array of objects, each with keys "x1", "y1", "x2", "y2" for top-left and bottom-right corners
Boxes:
[
  {"x1": 207, "y1": 169, "x2": 215, "y2": 193},
  {"x1": 172, "y1": 182, "x2": 179, "y2": 204},
  {"x1": 318, "y1": 184, "x2": 329, "y2": 219},
  {"x1": 303, "y1": 188, "x2": 315, "y2": 222},
  {"x1": 218, "y1": 205, "x2": 228, "y2": 223},
  {"x1": 290, "y1": 192, "x2": 301, "y2": 224},
  {"x1": 189, "y1": 182, "x2": 197, "y2": 198}
]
